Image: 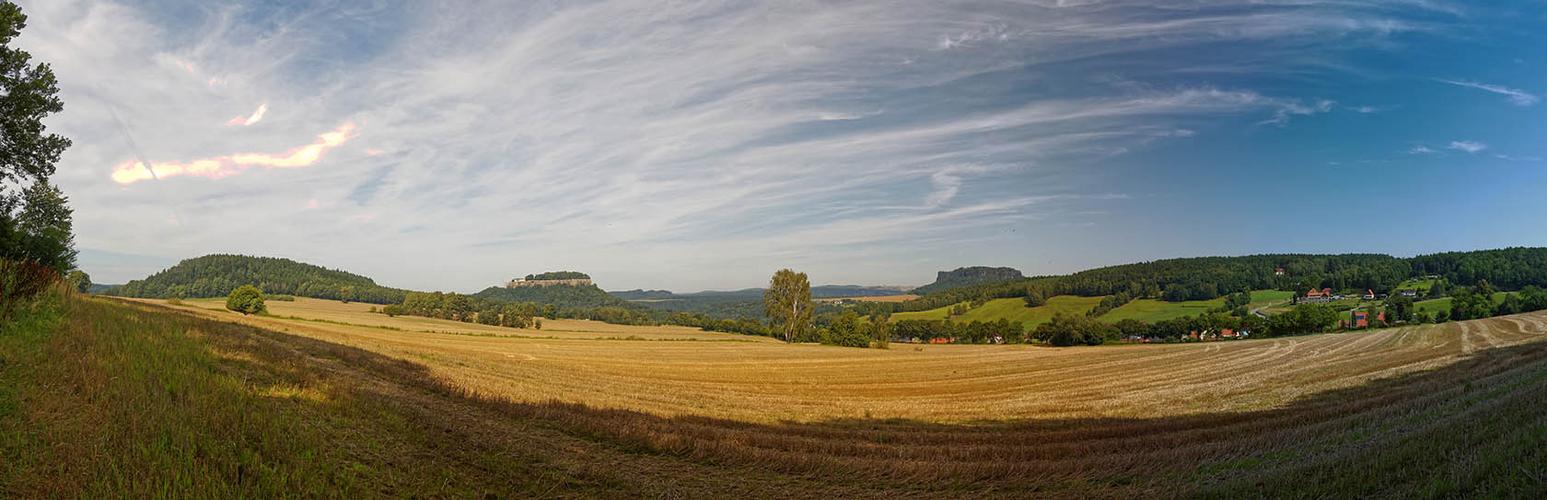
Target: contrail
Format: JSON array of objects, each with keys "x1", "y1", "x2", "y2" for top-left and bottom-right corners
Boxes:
[{"x1": 107, "y1": 106, "x2": 157, "y2": 181}]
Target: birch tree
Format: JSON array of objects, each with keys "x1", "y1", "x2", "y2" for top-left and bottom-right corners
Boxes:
[{"x1": 763, "y1": 269, "x2": 812, "y2": 343}]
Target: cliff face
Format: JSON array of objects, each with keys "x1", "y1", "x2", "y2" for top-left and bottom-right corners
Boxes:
[
  {"x1": 507, "y1": 278, "x2": 594, "y2": 288},
  {"x1": 913, "y1": 266, "x2": 1025, "y2": 295}
]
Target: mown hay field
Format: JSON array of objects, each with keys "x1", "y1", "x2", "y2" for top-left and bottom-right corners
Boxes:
[{"x1": 138, "y1": 296, "x2": 1547, "y2": 424}]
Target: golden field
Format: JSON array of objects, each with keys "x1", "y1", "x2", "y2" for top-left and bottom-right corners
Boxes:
[
  {"x1": 136, "y1": 296, "x2": 1547, "y2": 423},
  {"x1": 6, "y1": 293, "x2": 1545, "y2": 497}
]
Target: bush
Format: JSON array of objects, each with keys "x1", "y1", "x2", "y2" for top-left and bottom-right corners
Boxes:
[
  {"x1": 225, "y1": 285, "x2": 267, "y2": 315},
  {"x1": 1, "y1": 259, "x2": 60, "y2": 319}
]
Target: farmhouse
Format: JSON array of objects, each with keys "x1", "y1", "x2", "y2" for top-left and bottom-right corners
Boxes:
[
  {"x1": 1348, "y1": 310, "x2": 1387, "y2": 329},
  {"x1": 1300, "y1": 287, "x2": 1335, "y2": 303},
  {"x1": 1363, "y1": 289, "x2": 1376, "y2": 300},
  {"x1": 1274, "y1": 266, "x2": 1286, "y2": 276}
]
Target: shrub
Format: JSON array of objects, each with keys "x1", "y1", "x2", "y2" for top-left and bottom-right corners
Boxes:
[
  {"x1": 225, "y1": 285, "x2": 267, "y2": 315},
  {"x1": 1, "y1": 259, "x2": 60, "y2": 319}
]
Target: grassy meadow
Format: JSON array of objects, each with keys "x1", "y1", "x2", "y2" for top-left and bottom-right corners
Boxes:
[
  {"x1": 1415, "y1": 292, "x2": 1512, "y2": 316},
  {"x1": 1098, "y1": 290, "x2": 1297, "y2": 323},
  {"x1": 1097, "y1": 297, "x2": 1227, "y2": 322},
  {"x1": 889, "y1": 295, "x2": 1105, "y2": 330}
]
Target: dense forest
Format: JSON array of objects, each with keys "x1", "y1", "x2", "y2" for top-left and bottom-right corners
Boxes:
[
  {"x1": 108, "y1": 254, "x2": 409, "y2": 304},
  {"x1": 895, "y1": 249, "x2": 1547, "y2": 313},
  {"x1": 1407, "y1": 248, "x2": 1547, "y2": 290}
]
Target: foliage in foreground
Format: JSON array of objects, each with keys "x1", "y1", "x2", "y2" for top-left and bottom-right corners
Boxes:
[{"x1": 0, "y1": 3, "x2": 77, "y2": 282}]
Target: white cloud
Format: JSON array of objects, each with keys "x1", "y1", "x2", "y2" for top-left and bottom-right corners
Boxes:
[
  {"x1": 1448, "y1": 140, "x2": 1487, "y2": 153},
  {"x1": 226, "y1": 103, "x2": 268, "y2": 127},
  {"x1": 1436, "y1": 79, "x2": 1539, "y2": 106},
  {"x1": 1408, "y1": 145, "x2": 1435, "y2": 154}
]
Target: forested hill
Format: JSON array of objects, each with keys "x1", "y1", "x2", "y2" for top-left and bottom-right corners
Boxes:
[
  {"x1": 897, "y1": 248, "x2": 1547, "y2": 312},
  {"x1": 912, "y1": 266, "x2": 1025, "y2": 295},
  {"x1": 474, "y1": 283, "x2": 633, "y2": 309},
  {"x1": 108, "y1": 254, "x2": 410, "y2": 304}
]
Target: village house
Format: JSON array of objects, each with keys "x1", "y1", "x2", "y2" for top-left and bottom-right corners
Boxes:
[
  {"x1": 1363, "y1": 289, "x2": 1376, "y2": 300},
  {"x1": 1300, "y1": 287, "x2": 1335, "y2": 303}
]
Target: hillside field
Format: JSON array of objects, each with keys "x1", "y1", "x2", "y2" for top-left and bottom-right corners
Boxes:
[
  {"x1": 1098, "y1": 290, "x2": 1296, "y2": 323},
  {"x1": 1097, "y1": 296, "x2": 1226, "y2": 322},
  {"x1": 889, "y1": 295, "x2": 1105, "y2": 330},
  {"x1": 5, "y1": 293, "x2": 1545, "y2": 496},
  {"x1": 1415, "y1": 292, "x2": 1512, "y2": 316}
]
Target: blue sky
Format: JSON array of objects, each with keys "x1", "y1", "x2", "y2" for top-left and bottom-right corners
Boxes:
[{"x1": 16, "y1": 0, "x2": 1547, "y2": 292}]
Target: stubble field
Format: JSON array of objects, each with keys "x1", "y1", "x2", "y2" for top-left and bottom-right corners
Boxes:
[
  {"x1": 7, "y1": 294, "x2": 1544, "y2": 497},
  {"x1": 146, "y1": 296, "x2": 1547, "y2": 424}
]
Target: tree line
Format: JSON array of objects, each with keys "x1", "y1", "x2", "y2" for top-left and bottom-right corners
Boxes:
[{"x1": 891, "y1": 250, "x2": 1547, "y2": 315}]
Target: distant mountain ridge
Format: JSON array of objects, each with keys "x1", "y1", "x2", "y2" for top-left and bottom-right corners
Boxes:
[
  {"x1": 107, "y1": 254, "x2": 409, "y2": 304},
  {"x1": 912, "y1": 266, "x2": 1025, "y2": 295}
]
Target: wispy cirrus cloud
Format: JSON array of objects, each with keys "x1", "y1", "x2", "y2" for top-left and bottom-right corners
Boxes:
[
  {"x1": 1436, "y1": 79, "x2": 1539, "y2": 106},
  {"x1": 14, "y1": 0, "x2": 1489, "y2": 290}
]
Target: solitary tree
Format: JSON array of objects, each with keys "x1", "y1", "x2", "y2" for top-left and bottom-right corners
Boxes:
[
  {"x1": 763, "y1": 269, "x2": 812, "y2": 343},
  {"x1": 226, "y1": 285, "x2": 267, "y2": 315}
]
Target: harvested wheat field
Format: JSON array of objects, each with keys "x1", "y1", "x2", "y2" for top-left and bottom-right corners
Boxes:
[
  {"x1": 142, "y1": 296, "x2": 1547, "y2": 424},
  {"x1": 8, "y1": 295, "x2": 1544, "y2": 497}
]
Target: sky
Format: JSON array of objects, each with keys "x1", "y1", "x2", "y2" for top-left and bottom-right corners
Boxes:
[{"x1": 15, "y1": 0, "x2": 1547, "y2": 293}]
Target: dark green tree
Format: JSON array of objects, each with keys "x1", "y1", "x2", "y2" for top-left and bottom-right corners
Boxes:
[
  {"x1": 1033, "y1": 313, "x2": 1116, "y2": 346},
  {"x1": 0, "y1": 3, "x2": 73, "y2": 275}
]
